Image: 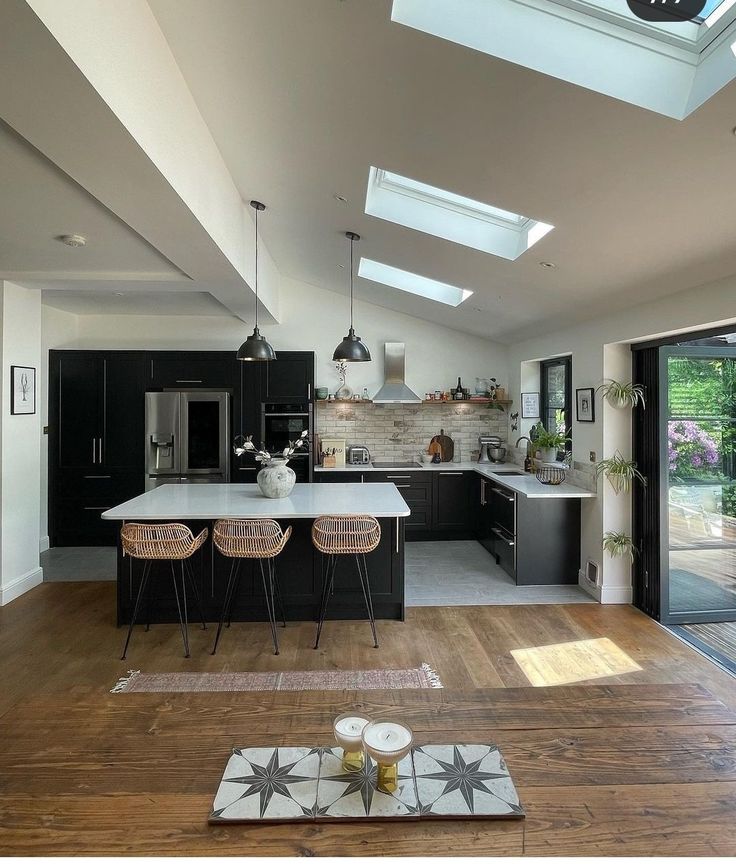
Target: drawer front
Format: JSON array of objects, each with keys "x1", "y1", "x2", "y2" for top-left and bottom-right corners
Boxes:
[
  {"x1": 316, "y1": 471, "x2": 363, "y2": 483},
  {"x1": 55, "y1": 500, "x2": 120, "y2": 545},
  {"x1": 56, "y1": 469, "x2": 143, "y2": 500},
  {"x1": 491, "y1": 524, "x2": 516, "y2": 579},
  {"x1": 405, "y1": 504, "x2": 432, "y2": 532},
  {"x1": 489, "y1": 482, "x2": 516, "y2": 535}
]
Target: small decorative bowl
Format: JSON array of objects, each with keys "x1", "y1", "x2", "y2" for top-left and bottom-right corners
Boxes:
[{"x1": 315, "y1": 387, "x2": 329, "y2": 400}]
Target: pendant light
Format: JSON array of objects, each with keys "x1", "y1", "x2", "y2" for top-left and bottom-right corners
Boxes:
[
  {"x1": 333, "y1": 231, "x2": 371, "y2": 362},
  {"x1": 237, "y1": 200, "x2": 276, "y2": 361}
]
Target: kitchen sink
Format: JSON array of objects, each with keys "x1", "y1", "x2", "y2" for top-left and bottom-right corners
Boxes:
[
  {"x1": 371, "y1": 460, "x2": 422, "y2": 469},
  {"x1": 488, "y1": 468, "x2": 526, "y2": 476}
]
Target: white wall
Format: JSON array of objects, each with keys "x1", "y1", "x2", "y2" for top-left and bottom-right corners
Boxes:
[
  {"x1": 65, "y1": 276, "x2": 508, "y2": 398},
  {"x1": 507, "y1": 271, "x2": 736, "y2": 603},
  {"x1": 0, "y1": 282, "x2": 43, "y2": 605}
]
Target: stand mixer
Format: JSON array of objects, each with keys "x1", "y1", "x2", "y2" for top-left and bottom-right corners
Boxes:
[{"x1": 478, "y1": 435, "x2": 506, "y2": 464}]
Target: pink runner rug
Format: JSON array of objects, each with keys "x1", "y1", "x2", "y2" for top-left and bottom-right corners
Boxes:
[{"x1": 111, "y1": 664, "x2": 443, "y2": 693}]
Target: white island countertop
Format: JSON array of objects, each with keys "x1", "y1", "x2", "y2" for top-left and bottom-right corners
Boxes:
[
  {"x1": 315, "y1": 462, "x2": 596, "y2": 499},
  {"x1": 101, "y1": 482, "x2": 411, "y2": 521}
]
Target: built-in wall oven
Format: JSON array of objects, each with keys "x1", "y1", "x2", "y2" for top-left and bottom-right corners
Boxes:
[
  {"x1": 261, "y1": 402, "x2": 312, "y2": 482},
  {"x1": 145, "y1": 391, "x2": 230, "y2": 490}
]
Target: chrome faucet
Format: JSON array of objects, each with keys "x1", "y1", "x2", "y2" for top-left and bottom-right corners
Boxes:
[{"x1": 515, "y1": 436, "x2": 532, "y2": 455}]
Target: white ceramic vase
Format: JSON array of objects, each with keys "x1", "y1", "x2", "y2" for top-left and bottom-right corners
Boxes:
[
  {"x1": 257, "y1": 458, "x2": 296, "y2": 498},
  {"x1": 540, "y1": 447, "x2": 559, "y2": 464}
]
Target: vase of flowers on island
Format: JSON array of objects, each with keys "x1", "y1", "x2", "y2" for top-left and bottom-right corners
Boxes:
[{"x1": 233, "y1": 430, "x2": 309, "y2": 498}]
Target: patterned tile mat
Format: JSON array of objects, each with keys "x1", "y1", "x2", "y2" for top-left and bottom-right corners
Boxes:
[{"x1": 209, "y1": 744, "x2": 523, "y2": 823}]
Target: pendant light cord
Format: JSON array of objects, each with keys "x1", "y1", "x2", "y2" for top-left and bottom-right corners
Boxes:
[
  {"x1": 349, "y1": 233, "x2": 354, "y2": 330},
  {"x1": 254, "y1": 206, "x2": 259, "y2": 330}
]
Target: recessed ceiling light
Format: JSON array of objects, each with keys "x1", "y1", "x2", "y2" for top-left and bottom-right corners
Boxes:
[
  {"x1": 334, "y1": 194, "x2": 348, "y2": 203},
  {"x1": 539, "y1": 261, "x2": 557, "y2": 269},
  {"x1": 57, "y1": 233, "x2": 87, "y2": 247},
  {"x1": 114, "y1": 292, "x2": 125, "y2": 296}
]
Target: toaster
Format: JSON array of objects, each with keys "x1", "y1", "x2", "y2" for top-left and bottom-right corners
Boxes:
[{"x1": 347, "y1": 445, "x2": 371, "y2": 465}]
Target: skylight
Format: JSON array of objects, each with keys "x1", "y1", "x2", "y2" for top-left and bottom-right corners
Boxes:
[
  {"x1": 391, "y1": 0, "x2": 736, "y2": 120},
  {"x1": 358, "y1": 258, "x2": 473, "y2": 307},
  {"x1": 365, "y1": 167, "x2": 553, "y2": 260}
]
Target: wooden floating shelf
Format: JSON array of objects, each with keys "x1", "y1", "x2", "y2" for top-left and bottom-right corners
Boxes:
[
  {"x1": 421, "y1": 399, "x2": 513, "y2": 406},
  {"x1": 315, "y1": 399, "x2": 372, "y2": 404}
]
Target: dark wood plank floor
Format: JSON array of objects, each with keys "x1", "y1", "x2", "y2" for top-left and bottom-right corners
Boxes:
[{"x1": 0, "y1": 582, "x2": 735, "y2": 855}]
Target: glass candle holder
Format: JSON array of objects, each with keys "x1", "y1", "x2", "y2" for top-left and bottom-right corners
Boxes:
[
  {"x1": 362, "y1": 720, "x2": 413, "y2": 794},
  {"x1": 333, "y1": 713, "x2": 370, "y2": 772}
]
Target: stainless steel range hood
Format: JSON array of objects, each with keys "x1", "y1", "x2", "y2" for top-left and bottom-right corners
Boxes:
[{"x1": 372, "y1": 342, "x2": 422, "y2": 404}]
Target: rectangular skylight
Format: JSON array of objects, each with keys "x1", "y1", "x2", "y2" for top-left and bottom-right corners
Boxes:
[
  {"x1": 365, "y1": 166, "x2": 553, "y2": 260},
  {"x1": 358, "y1": 258, "x2": 473, "y2": 307}
]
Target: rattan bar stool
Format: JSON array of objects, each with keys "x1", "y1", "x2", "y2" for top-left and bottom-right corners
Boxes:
[
  {"x1": 312, "y1": 515, "x2": 381, "y2": 649},
  {"x1": 211, "y1": 518, "x2": 292, "y2": 655},
  {"x1": 120, "y1": 522, "x2": 208, "y2": 660}
]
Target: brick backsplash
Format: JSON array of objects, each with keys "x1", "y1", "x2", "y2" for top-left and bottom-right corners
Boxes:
[{"x1": 315, "y1": 402, "x2": 508, "y2": 461}]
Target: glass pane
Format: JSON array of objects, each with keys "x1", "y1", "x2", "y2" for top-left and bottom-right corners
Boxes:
[
  {"x1": 187, "y1": 401, "x2": 220, "y2": 469},
  {"x1": 666, "y1": 353, "x2": 736, "y2": 619},
  {"x1": 545, "y1": 364, "x2": 566, "y2": 410}
]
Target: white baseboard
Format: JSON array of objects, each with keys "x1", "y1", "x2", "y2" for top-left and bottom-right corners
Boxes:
[
  {"x1": 0, "y1": 566, "x2": 43, "y2": 606},
  {"x1": 599, "y1": 584, "x2": 633, "y2": 605},
  {"x1": 40, "y1": 535, "x2": 50, "y2": 553}
]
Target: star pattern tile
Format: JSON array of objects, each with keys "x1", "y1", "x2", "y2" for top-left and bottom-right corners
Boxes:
[
  {"x1": 413, "y1": 744, "x2": 524, "y2": 818},
  {"x1": 208, "y1": 743, "x2": 523, "y2": 824}
]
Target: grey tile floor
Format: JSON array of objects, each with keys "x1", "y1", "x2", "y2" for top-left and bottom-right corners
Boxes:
[
  {"x1": 405, "y1": 541, "x2": 594, "y2": 606},
  {"x1": 40, "y1": 541, "x2": 594, "y2": 606},
  {"x1": 41, "y1": 546, "x2": 117, "y2": 582}
]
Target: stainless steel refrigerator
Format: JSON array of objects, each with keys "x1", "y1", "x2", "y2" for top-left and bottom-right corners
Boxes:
[{"x1": 145, "y1": 391, "x2": 230, "y2": 490}]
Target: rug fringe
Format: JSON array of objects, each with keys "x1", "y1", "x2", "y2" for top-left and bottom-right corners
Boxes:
[
  {"x1": 421, "y1": 662, "x2": 443, "y2": 688},
  {"x1": 110, "y1": 669, "x2": 140, "y2": 693}
]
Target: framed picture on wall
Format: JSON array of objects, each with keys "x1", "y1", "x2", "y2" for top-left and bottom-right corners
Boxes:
[
  {"x1": 11, "y1": 366, "x2": 36, "y2": 415},
  {"x1": 576, "y1": 387, "x2": 595, "y2": 422},
  {"x1": 521, "y1": 392, "x2": 540, "y2": 418}
]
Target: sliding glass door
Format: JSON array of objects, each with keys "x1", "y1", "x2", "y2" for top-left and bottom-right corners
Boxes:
[{"x1": 660, "y1": 347, "x2": 736, "y2": 624}]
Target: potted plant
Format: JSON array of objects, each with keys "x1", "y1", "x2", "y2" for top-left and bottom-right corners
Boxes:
[
  {"x1": 533, "y1": 425, "x2": 571, "y2": 463},
  {"x1": 602, "y1": 531, "x2": 637, "y2": 563},
  {"x1": 595, "y1": 451, "x2": 647, "y2": 494},
  {"x1": 597, "y1": 379, "x2": 646, "y2": 409},
  {"x1": 234, "y1": 430, "x2": 309, "y2": 498}
]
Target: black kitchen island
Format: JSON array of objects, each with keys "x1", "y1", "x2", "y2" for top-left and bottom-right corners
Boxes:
[{"x1": 102, "y1": 483, "x2": 409, "y2": 625}]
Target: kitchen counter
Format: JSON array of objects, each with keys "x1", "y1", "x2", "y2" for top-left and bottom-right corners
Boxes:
[
  {"x1": 103, "y1": 483, "x2": 408, "y2": 627},
  {"x1": 102, "y1": 482, "x2": 410, "y2": 521},
  {"x1": 315, "y1": 461, "x2": 596, "y2": 499}
]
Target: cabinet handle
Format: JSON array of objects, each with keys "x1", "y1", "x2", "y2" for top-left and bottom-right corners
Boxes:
[
  {"x1": 83, "y1": 506, "x2": 110, "y2": 511},
  {"x1": 387, "y1": 475, "x2": 411, "y2": 479},
  {"x1": 84, "y1": 475, "x2": 111, "y2": 479},
  {"x1": 440, "y1": 471, "x2": 463, "y2": 476},
  {"x1": 237, "y1": 467, "x2": 257, "y2": 472},
  {"x1": 491, "y1": 487, "x2": 515, "y2": 502},
  {"x1": 395, "y1": 484, "x2": 411, "y2": 489},
  {"x1": 307, "y1": 383, "x2": 311, "y2": 400},
  {"x1": 91, "y1": 438, "x2": 96, "y2": 464},
  {"x1": 491, "y1": 527, "x2": 515, "y2": 546},
  {"x1": 98, "y1": 437, "x2": 103, "y2": 464},
  {"x1": 480, "y1": 481, "x2": 486, "y2": 506},
  {"x1": 176, "y1": 379, "x2": 203, "y2": 383}
]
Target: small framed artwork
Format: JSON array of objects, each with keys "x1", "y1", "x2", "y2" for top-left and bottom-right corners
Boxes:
[
  {"x1": 521, "y1": 392, "x2": 540, "y2": 418},
  {"x1": 11, "y1": 366, "x2": 36, "y2": 415},
  {"x1": 576, "y1": 387, "x2": 595, "y2": 422}
]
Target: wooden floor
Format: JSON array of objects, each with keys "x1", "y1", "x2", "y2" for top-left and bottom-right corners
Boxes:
[{"x1": 1, "y1": 581, "x2": 736, "y2": 855}]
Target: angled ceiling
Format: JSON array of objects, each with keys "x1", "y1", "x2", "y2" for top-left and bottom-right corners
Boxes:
[{"x1": 147, "y1": 0, "x2": 736, "y2": 342}]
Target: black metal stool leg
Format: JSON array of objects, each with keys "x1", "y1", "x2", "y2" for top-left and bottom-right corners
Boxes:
[
  {"x1": 183, "y1": 557, "x2": 207, "y2": 630},
  {"x1": 259, "y1": 558, "x2": 280, "y2": 655},
  {"x1": 270, "y1": 557, "x2": 287, "y2": 627},
  {"x1": 171, "y1": 561, "x2": 190, "y2": 658},
  {"x1": 144, "y1": 559, "x2": 154, "y2": 632},
  {"x1": 314, "y1": 554, "x2": 338, "y2": 649},
  {"x1": 356, "y1": 554, "x2": 379, "y2": 648},
  {"x1": 211, "y1": 559, "x2": 238, "y2": 655},
  {"x1": 226, "y1": 559, "x2": 244, "y2": 628},
  {"x1": 121, "y1": 559, "x2": 151, "y2": 660}
]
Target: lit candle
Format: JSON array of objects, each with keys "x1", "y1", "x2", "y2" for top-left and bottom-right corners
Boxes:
[
  {"x1": 333, "y1": 713, "x2": 370, "y2": 772},
  {"x1": 362, "y1": 720, "x2": 413, "y2": 793}
]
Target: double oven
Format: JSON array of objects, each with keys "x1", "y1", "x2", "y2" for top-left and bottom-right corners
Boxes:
[{"x1": 261, "y1": 401, "x2": 313, "y2": 483}]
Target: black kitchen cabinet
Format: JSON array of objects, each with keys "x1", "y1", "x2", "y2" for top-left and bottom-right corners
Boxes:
[
  {"x1": 364, "y1": 471, "x2": 432, "y2": 537},
  {"x1": 433, "y1": 470, "x2": 475, "y2": 533},
  {"x1": 315, "y1": 470, "x2": 364, "y2": 483},
  {"x1": 148, "y1": 353, "x2": 234, "y2": 389},
  {"x1": 49, "y1": 351, "x2": 147, "y2": 546},
  {"x1": 261, "y1": 351, "x2": 314, "y2": 401},
  {"x1": 475, "y1": 475, "x2": 494, "y2": 554}
]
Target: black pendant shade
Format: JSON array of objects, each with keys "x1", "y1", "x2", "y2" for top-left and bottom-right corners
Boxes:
[
  {"x1": 237, "y1": 200, "x2": 276, "y2": 362},
  {"x1": 333, "y1": 231, "x2": 371, "y2": 362}
]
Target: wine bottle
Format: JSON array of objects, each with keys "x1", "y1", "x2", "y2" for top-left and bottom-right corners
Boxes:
[{"x1": 454, "y1": 377, "x2": 464, "y2": 400}]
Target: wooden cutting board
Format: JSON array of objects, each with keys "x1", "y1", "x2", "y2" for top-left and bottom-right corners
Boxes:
[{"x1": 430, "y1": 429, "x2": 454, "y2": 463}]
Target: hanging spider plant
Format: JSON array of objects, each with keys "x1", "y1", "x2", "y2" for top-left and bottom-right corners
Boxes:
[
  {"x1": 602, "y1": 531, "x2": 637, "y2": 563},
  {"x1": 597, "y1": 379, "x2": 646, "y2": 410},
  {"x1": 595, "y1": 451, "x2": 647, "y2": 494}
]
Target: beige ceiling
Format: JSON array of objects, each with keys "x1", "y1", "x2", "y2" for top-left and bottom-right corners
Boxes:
[{"x1": 148, "y1": 0, "x2": 736, "y2": 342}]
